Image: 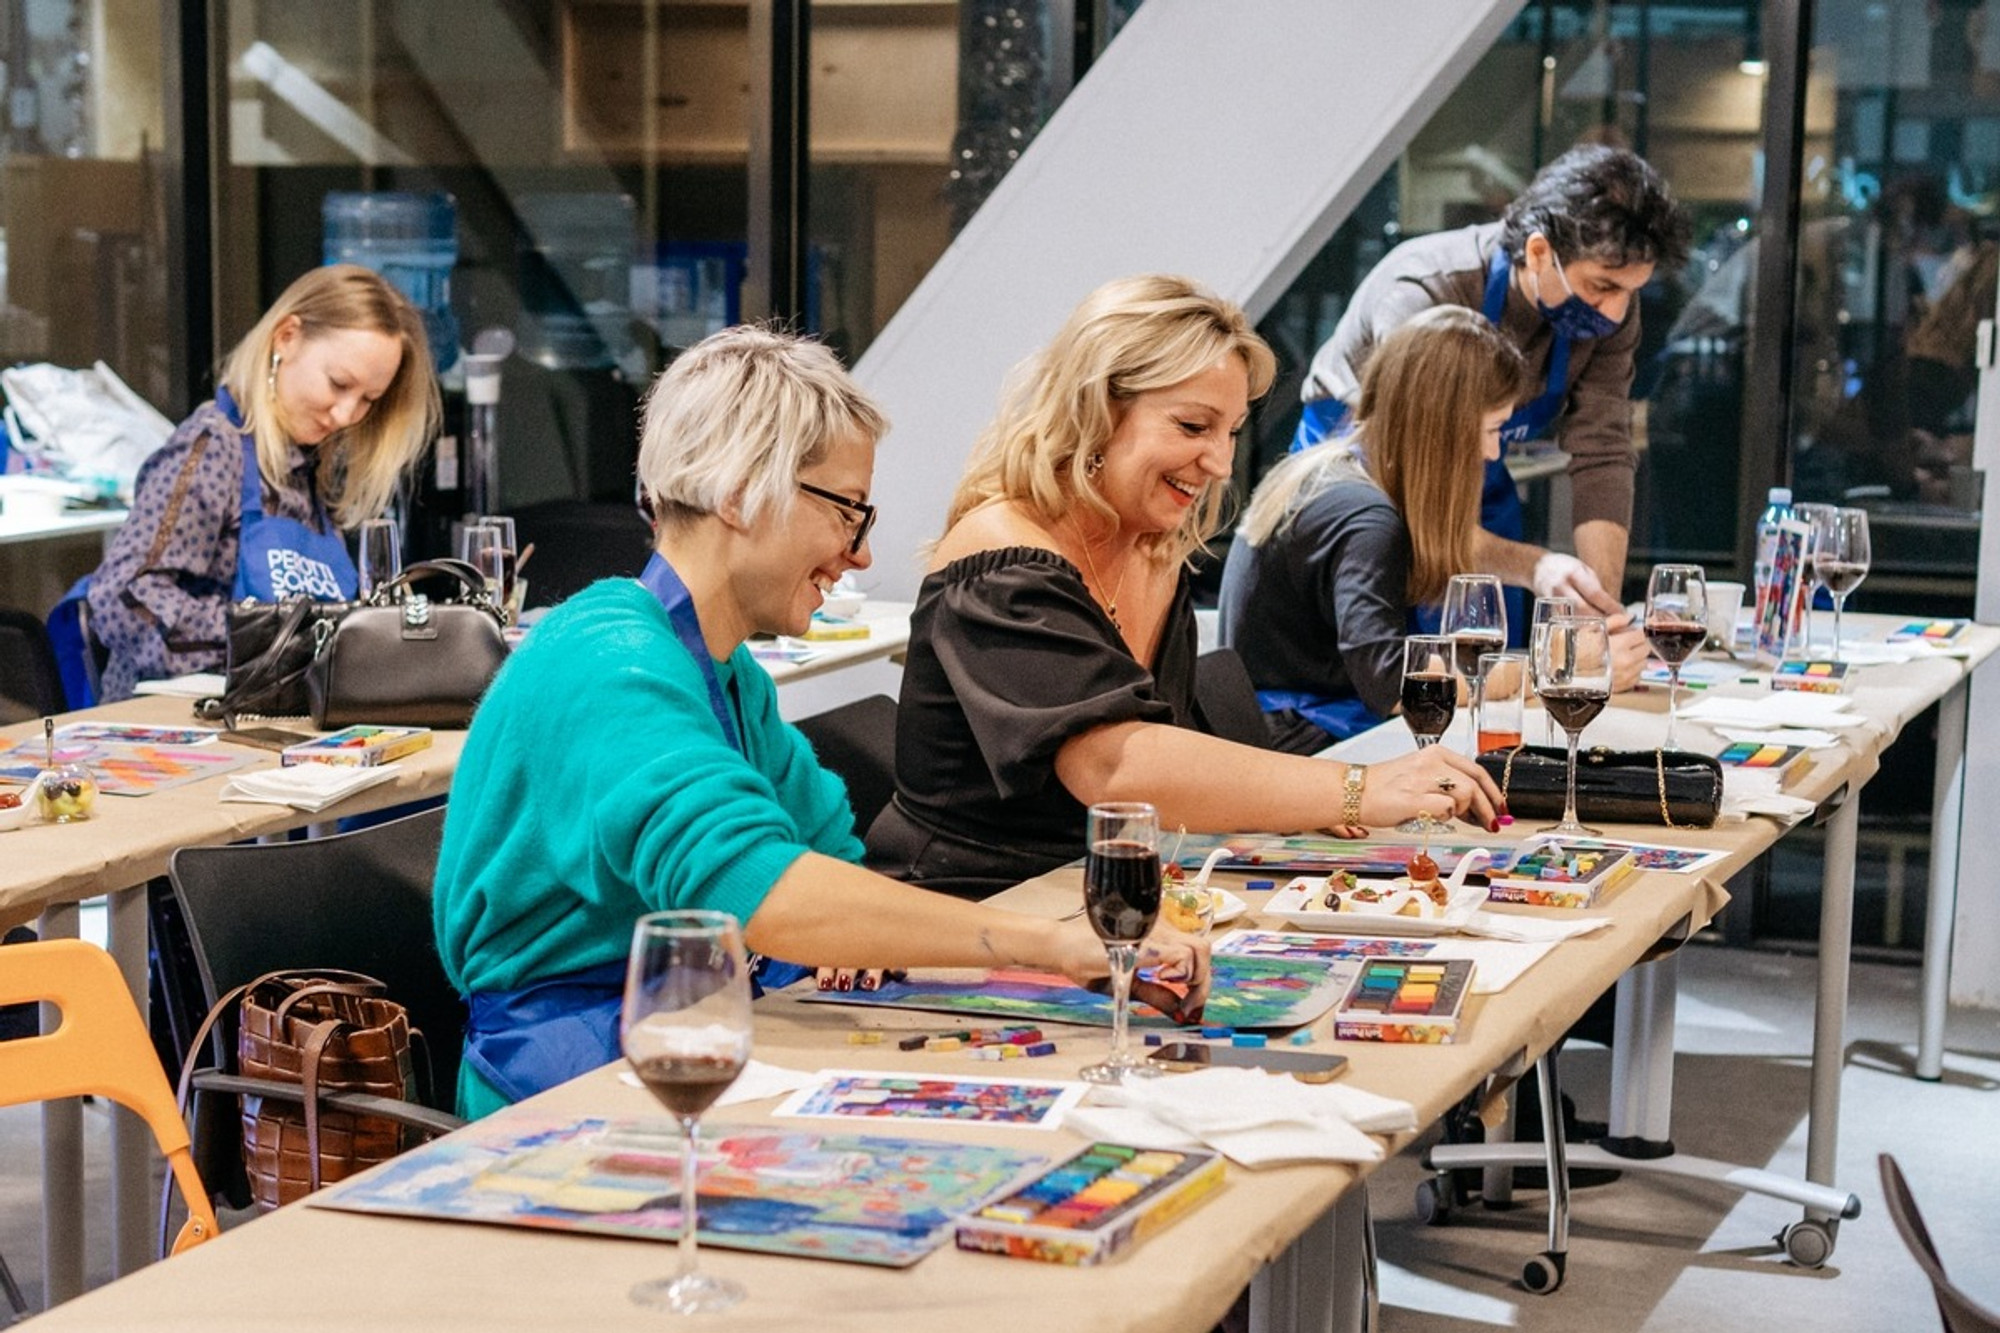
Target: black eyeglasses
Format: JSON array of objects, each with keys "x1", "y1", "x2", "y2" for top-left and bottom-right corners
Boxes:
[{"x1": 798, "y1": 483, "x2": 877, "y2": 555}]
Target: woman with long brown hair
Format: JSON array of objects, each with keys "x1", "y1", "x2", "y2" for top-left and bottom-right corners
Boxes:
[{"x1": 1218, "y1": 306, "x2": 1527, "y2": 754}]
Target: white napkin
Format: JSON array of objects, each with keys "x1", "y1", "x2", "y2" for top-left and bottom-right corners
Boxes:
[
  {"x1": 616, "y1": 1058, "x2": 818, "y2": 1108},
  {"x1": 1713, "y1": 726, "x2": 1844, "y2": 750},
  {"x1": 133, "y1": 672, "x2": 226, "y2": 698},
  {"x1": 1071, "y1": 1067, "x2": 1417, "y2": 1167},
  {"x1": 1681, "y1": 693, "x2": 1866, "y2": 729},
  {"x1": 1720, "y1": 790, "x2": 1818, "y2": 824},
  {"x1": 1459, "y1": 911, "x2": 1613, "y2": 945},
  {"x1": 219, "y1": 762, "x2": 400, "y2": 812},
  {"x1": 1820, "y1": 641, "x2": 1922, "y2": 667}
]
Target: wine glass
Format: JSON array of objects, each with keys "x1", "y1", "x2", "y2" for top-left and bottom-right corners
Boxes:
[
  {"x1": 1791, "y1": 502, "x2": 1836, "y2": 656},
  {"x1": 621, "y1": 910, "x2": 753, "y2": 1314},
  {"x1": 1531, "y1": 596, "x2": 1576, "y2": 743},
  {"x1": 1078, "y1": 802, "x2": 1163, "y2": 1086},
  {"x1": 1530, "y1": 615, "x2": 1611, "y2": 838},
  {"x1": 356, "y1": 518, "x2": 402, "y2": 601},
  {"x1": 1397, "y1": 635, "x2": 1456, "y2": 833},
  {"x1": 1643, "y1": 564, "x2": 1708, "y2": 751},
  {"x1": 1477, "y1": 651, "x2": 1527, "y2": 754},
  {"x1": 458, "y1": 523, "x2": 509, "y2": 619},
  {"x1": 1441, "y1": 575, "x2": 1507, "y2": 756},
  {"x1": 1810, "y1": 507, "x2": 1872, "y2": 663}
]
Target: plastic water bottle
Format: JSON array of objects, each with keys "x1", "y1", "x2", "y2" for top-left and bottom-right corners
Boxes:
[
  {"x1": 322, "y1": 191, "x2": 461, "y2": 372},
  {"x1": 1751, "y1": 486, "x2": 1794, "y2": 659}
]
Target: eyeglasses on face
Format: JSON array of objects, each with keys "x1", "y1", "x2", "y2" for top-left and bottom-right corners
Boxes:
[{"x1": 797, "y1": 482, "x2": 876, "y2": 555}]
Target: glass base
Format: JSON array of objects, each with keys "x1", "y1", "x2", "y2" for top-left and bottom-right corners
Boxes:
[
  {"x1": 1395, "y1": 812, "x2": 1449, "y2": 835},
  {"x1": 1078, "y1": 1054, "x2": 1160, "y2": 1085},
  {"x1": 1539, "y1": 817, "x2": 1600, "y2": 838},
  {"x1": 630, "y1": 1271, "x2": 745, "y2": 1314}
]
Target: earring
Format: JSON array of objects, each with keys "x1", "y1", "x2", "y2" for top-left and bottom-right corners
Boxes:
[
  {"x1": 267, "y1": 351, "x2": 282, "y2": 392},
  {"x1": 1084, "y1": 452, "x2": 1105, "y2": 479}
]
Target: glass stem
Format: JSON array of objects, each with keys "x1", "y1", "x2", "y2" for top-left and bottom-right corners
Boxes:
[
  {"x1": 1563, "y1": 728, "x2": 1582, "y2": 828},
  {"x1": 1665, "y1": 665, "x2": 1681, "y2": 750},
  {"x1": 678, "y1": 1114, "x2": 701, "y2": 1281},
  {"x1": 1831, "y1": 595, "x2": 1845, "y2": 663},
  {"x1": 1106, "y1": 943, "x2": 1137, "y2": 1066},
  {"x1": 1469, "y1": 678, "x2": 1485, "y2": 754}
]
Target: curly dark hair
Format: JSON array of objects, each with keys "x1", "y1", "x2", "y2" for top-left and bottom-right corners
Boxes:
[{"x1": 1499, "y1": 144, "x2": 1692, "y2": 271}]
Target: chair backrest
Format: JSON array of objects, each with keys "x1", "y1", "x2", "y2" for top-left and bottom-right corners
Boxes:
[
  {"x1": 0, "y1": 605, "x2": 66, "y2": 721},
  {"x1": 167, "y1": 806, "x2": 462, "y2": 1108},
  {"x1": 793, "y1": 694, "x2": 899, "y2": 834},
  {"x1": 1879, "y1": 1154, "x2": 2000, "y2": 1333},
  {"x1": 0, "y1": 939, "x2": 219, "y2": 1256},
  {"x1": 1193, "y1": 647, "x2": 1274, "y2": 751}
]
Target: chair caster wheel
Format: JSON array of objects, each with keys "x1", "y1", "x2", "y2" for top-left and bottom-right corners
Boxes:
[
  {"x1": 1778, "y1": 1218, "x2": 1837, "y2": 1268},
  {"x1": 1414, "y1": 1176, "x2": 1452, "y2": 1226},
  {"x1": 1522, "y1": 1251, "x2": 1566, "y2": 1294}
]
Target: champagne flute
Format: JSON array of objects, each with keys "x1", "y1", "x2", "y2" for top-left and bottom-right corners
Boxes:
[
  {"x1": 621, "y1": 910, "x2": 753, "y2": 1314},
  {"x1": 1397, "y1": 635, "x2": 1456, "y2": 833},
  {"x1": 1531, "y1": 596, "x2": 1576, "y2": 743},
  {"x1": 1791, "y1": 502, "x2": 1836, "y2": 656},
  {"x1": 1811, "y1": 508, "x2": 1871, "y2": 663},
  {"x1": 356, "y1": 518, "x2": 402, "y2": 601},
  {"x1": 1441, "y1": 574, "x2": 1507, "y2": 756},
  {"x1": 1531, "y1": 615, "x2": 1611, "y2": 838},
  {"x1": 1643, "y1": 564, "x2": 1708, "y2": 750},
  {"x1": 458, "y1": 522, "x2": 509, "y2": 619},
  {"x1": 1078, "y1": 802, "x2": 1163, "y2": 1086}
]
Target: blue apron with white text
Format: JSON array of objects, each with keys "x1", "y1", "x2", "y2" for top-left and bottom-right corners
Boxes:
[
  {"x1": 222, "y1": 388, "x2": 357, "y2": 604},
  {"x1": 458, "y1": 553, "x2": 810, "y2": 1111}
]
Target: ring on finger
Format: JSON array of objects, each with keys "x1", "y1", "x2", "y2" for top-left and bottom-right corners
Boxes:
[{"x1": 1436, "y1": 776, "x2": 1458, "y2": 794}]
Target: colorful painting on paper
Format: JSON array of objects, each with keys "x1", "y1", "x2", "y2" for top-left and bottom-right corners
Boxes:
[
  {"x1": 1215, "y1": 930, "x2": 1437, "y2": 964},
  {"x1": 52, "y1": 723, "x2": 220, "y2": 747},
  {"x1": 1169, "y1": 833, "x2": 1492, "y2": 877},
  {"x1": 311, "y1": 1117, "x2": 1042, "y2": 1268},
  {"x1": 772, "y1": 1071, "x2": 1086, "y2": 1129},
  {"x1": 0, "y1": 739, "x2": 251, "y2": 795},
  {"x1": 800, "y1": 955, "x2": 1349, "y2": 1031},
  {"x1": 1561, "y1": 838, "x2": 1726, "y2": 876}
]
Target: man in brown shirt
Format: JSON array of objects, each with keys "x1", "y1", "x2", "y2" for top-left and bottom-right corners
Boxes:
[{"x1": 1297, "y1": 145, "x2": 1691, "y2": 619}]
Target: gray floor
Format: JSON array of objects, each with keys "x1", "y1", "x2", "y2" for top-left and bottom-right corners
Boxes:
[{"x1": 4, "y1": 942, "x2": 1997, "y2": 1329}]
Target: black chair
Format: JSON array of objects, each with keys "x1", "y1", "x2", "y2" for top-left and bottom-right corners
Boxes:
[
  {"x1": 1880, "y1": 1154, "x2": 2000, "y2": 1333},
  {"x1": 0, "y1": 605, "x2": 66, "y2": 722},
  {"x1": 165, "y1": 807, "x2": 466, "y2": 1220},
  {"x1": 793, "y1": 694, "x2": 899, "y2": 833},
  {"x1": 1193, "y1": 647, "x2": 1274, "y2": 750}
]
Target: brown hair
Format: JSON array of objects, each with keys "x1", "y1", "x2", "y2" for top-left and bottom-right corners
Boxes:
[
  {"x1": 947, "y1": 273, "x2": 1276, "y2": 566},
  {"x1": 1238, "y1": 306, "x2": 1525, "y2": 605}
]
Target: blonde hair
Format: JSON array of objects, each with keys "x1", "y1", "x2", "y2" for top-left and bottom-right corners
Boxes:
[
  {"x1": 1238, "y1": 306, "x2": 1525, "y2": 606},
  {"x1": 636, "y1": 325, "x2": 887, "y2": 530},
  {"x1": 218, "y1": 264, "x2": 441, "y2": 528},
  {"x1": 946, "y1": 274, "x2": 1276, "y2": 566}
]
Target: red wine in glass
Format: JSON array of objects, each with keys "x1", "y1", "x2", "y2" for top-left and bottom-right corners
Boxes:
[
  {"x1": 1540, "y1": 686, "x2": 1609, "y2": 733},
  {"x1": 632, "y1": 1053, "x2": 745, "y2": 1119},
  {"x1": 1644, "y1": 618, "x2": 1707, "y2": 666},
  {"x1": 1084, "y1": 838, "x2": 1161, "y2": 943},
  {"x1": 1401, "y1": 671, "x2": 1457, "y2": 742}
]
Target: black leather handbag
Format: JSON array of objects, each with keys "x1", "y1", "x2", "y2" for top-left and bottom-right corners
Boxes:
[
  {"x1": 306, "y1": 559, "x2": 508, "y2": 729},
  {"x1": 1476, "y1": 744, "x2": 1724, "y2": 829},
  {"x1": 203, "y1": 597, "x2": 355, "y2": 724}
]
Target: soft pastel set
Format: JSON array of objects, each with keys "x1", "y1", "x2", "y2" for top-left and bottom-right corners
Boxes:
[{"x1": 954, "y1": 1142, "x2": 1225, "y2": 1265}]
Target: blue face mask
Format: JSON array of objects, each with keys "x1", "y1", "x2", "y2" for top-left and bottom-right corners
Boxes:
[{"x1": 1533, "y1": 249, "x2": 1622, "y2": 341}]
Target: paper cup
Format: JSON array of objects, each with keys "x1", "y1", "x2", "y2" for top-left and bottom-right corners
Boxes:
[{"x1": 1705, "y1": 581, "x2": 1746, "y2": 647}]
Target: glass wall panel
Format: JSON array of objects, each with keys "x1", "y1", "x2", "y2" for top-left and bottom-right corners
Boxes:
[
  {"x1": 1786, "y1": 0, "x2": 1996, "y2": 609},
  {"x1": 1243, "y1": 3, "x2": 1768, "y2": 595}
]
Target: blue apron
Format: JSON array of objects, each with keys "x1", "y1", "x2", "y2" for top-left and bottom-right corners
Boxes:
[
  {"x1": 221, "y1": 387, "x2": 357, "y2": 603},
  {"x1": 459, "y1": 552, "x2": 809, "y2": 1108}
]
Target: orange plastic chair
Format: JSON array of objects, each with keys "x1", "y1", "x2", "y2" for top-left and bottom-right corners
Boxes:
[{"x1": 0, "y1": 939, "x2": 220, "y2": 1256}]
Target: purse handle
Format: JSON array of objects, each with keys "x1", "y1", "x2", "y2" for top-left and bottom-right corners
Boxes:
[
  {"x1": 194, "y1": 598, "x2": 320, "y2": 726},
  {"x1": 372, "y1": 557, "x2": 497, "y2": 610}
]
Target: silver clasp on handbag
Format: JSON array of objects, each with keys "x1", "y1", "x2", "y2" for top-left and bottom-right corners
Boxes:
[{"x1": 401, "y1": 594, "x2": 439, "y2": 640}]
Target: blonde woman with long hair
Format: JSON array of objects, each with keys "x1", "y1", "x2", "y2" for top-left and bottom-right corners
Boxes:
[
  {"x1": 88, "y1": 264, "x2": 441, "y2": 699},
  {"x1": 1219, "y1": 307, "x2": 1526, "y2": 754},
  {"x1": 868, "y1": 276, "x2": 1502, "y2": 901}
]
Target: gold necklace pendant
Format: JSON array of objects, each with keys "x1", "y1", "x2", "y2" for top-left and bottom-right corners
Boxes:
[{"x1": 1071, "y1": 518, "x2": 1127, "y2": 632}]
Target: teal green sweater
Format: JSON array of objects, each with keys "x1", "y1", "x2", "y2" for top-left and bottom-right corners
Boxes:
[{"x1": 433, "y1": 578, "x2": 863, "y2": 1112}]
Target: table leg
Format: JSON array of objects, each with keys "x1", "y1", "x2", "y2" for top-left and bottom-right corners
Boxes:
[
  {"x1": 1607, "y1": 953, "x2": 1677, "y2": 1148},
  {"x1": 38, "y1": 902, "x2": 83, "y2": 1309},
  {"x1": 1918, "y1": 683, "x2": 1968, "y2": 1081},
  {"x1": 106, "y1": 884, "x2": 153, "y2": 1275},
  {"x1": 1808, "y1": 792, "x2": 1859, "y2": 1197},
  {"x1": 1248, "y1": 1187, "x2": 1374, "y2": 1333}
]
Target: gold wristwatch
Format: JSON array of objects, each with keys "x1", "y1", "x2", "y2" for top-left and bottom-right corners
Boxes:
[{"x1": 1342, "y1": 763, "x2": 1367, "y2": 825}]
